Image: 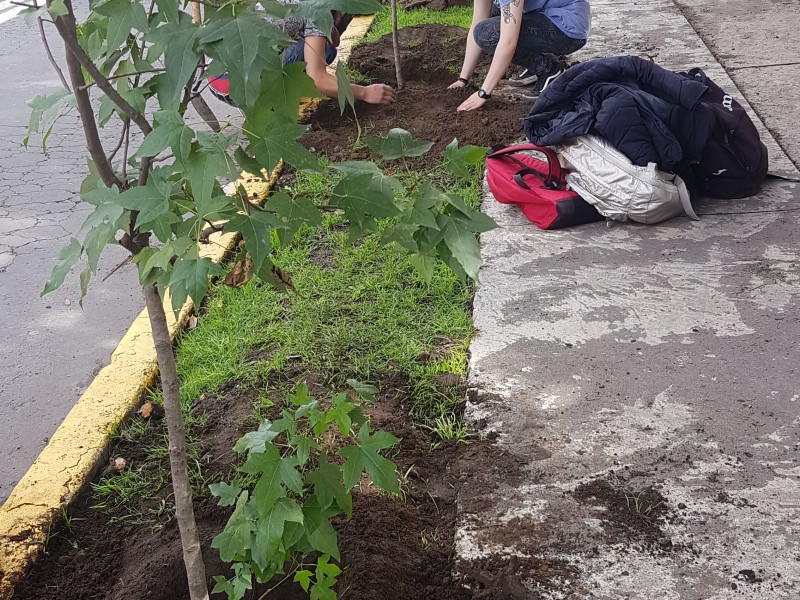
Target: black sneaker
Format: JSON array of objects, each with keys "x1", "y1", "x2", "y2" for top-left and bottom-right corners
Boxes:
[
  {"x1": 505, "y1": 68, "x2": 537, "y2": 87},
  {"x1": 523, "y1": 63, "x2": 566, "y2": 100}
]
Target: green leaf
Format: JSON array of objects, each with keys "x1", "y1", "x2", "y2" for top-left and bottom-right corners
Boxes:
[
  {"x1": 25, "y1": 90, "x2": 76, "y2": 151},
  {"x1": 252, "y1": 497, "x2": 303, "y2": 563},
  {"x1": 265, "y1": 191, "x2": 322, "y2": 229},
  {"x1": 212, "y1": 492, "x2": 254, "y2": 562},
  {"x1": 287, "y1": 382, "x2": 313, "y2": 406},
  {"x1": 442, "y1": 138, "x2": 487, "y2": 178},
  {"x1": 330, "y1": 160, "x2": 383, "y2": 177},
  {"x1": 302, "y1": 495, "x2": 340, "y2": 560},
  {"x1": 47, "y1": 0, "x2": 68, "y2": 19},
  {"x1": 149, "y1": 15, "x2": 201, "y2": 107},
  {"x1": 41, "y1": 238, "x2": 82, "y2": 296},
  {"x1": 407, "y1": 182, "x2": 446, "y2": 230},
  {"x1": 169, "y1": 255, "x2": 224, "y2": 311},
  {"x1": 439, "y1": 214, "x2": 481, "y2": 280},
  {"x1": 335, "y1": 61, "x2": 354, "y2": 116},
  {"x1": 241, "y1": 445, "x2": 303, "y2": 496},
  {"x1": 330, "y1": 172, "x2": 401, "y2": 232},
  {"x1": 338, "y1": 423, "x2": 399, "y2": 494},
  {"x1": 294, "y1": 570, "x2": 313, "y2": 593},
  {"x1": 410, "y1": 253, "x2": 436, "y2": 284},
  {"x1": 234, "y1": 420, "x2": 279, "y2": 456},
  {"x1": 326, "y1": 394, "x2": 354, "y2": 436},
  {"x1": 347, "y1": 379, "x2": 377, "y2": 404},
  {"x1": 291, "y1": 435, "x2": 313, "y2": 468},
  {"x1": 154, "y1": 0, "x2": 179, "y2": 22},
  {"x1": 199, "y1": 11, "x2": 289, "y2": 108},
  {"x1": 22, "y1": 5, "x2": 47, "y2": 27},
  {"x1": 210, "y1": 482, "x2": 242, "y2": 507},
  {"x1": 248, "y1": 122, "x2": 322, "y2": 174},
  {"x1": 184, "y1": 142, "x2": 235, "y2": 214},
  {"x1": 117, "y1": 179, "x2": 172, "y2": 228},
  {"x1": 255, "y1": 61, "x2": 320, "y2": 124},
  {"x1": 94, "y1": 0, "x2": 150, "y2": 55},
  {"x1": 136, "y1": 110, "x2": 194, "y2": 159},
  {"x1": 291, "y1": 0, "x2": 381, "y2": 45},
  {"x1": 224, "y1": 209, "x2": 282, "y2": 274},
  {"x1": 364, "y1": 128, "x2": 434, "y2": 161},
  {"x1": 307, "y1": 455, "x2": 352, "y2": 518}
]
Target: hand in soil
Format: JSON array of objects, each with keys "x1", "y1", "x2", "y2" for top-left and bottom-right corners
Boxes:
[
  {"x1": 448, "y1": 79, "x2": 467, "y2": 90},
  {"x1": 457, "y1": 91, "x2": 488, "y2": 112},
  {"x1": 362, "y1": 83, "x2": 397, "y2": 104}
]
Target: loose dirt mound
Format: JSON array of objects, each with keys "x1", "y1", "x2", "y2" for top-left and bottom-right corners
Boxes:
[{"x1": 302, "y1": 25, "x2": 531, "y2": 161}]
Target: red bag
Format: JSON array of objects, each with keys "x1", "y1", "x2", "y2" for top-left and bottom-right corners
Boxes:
[{"x1": 486, "y1": 143, "x2": 603, "y2": 230}]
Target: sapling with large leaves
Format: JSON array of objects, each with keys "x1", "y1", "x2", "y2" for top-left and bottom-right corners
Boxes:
[{"x1": 25, "y1": 0, "x2": 492, "y2": 598}]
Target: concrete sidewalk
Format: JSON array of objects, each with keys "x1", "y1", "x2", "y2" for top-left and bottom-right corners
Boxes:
[{"x1": 459, "y1": 0, "x2": 800, "y2": 597}]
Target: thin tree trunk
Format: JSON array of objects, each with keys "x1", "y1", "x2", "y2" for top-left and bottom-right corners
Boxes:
[
  {"x1": 143, "y1": 285, "x2": 209, "y2": 600},
  {"x1": 391, "y1": 0, "x2": 404, "y2": 89}
]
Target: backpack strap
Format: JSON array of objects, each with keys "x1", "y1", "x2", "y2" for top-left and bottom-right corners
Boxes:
[
  {"x1": 487, "y1": 143, "x2": 563, "y2": 187},
  {"x1": 676, "y1": 176, "x2": 699, "y2": 220}
]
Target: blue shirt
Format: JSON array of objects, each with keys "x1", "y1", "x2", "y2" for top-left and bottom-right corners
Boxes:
[{"x1": 496, "y1": 0, "x2": 591, "y2": 40}]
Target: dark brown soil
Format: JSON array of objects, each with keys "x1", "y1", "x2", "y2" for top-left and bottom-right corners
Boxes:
[
  {"x1": 302, "y1": 25, "x2": 530, "y2": 162},
  {"x1": 14, "y1": 374, "x2": 477, "y2": 600}
]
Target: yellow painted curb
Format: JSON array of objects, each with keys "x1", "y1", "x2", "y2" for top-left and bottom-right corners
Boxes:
[{"x1": 0, "y1": 15, "x2": 373, "y2": 599}]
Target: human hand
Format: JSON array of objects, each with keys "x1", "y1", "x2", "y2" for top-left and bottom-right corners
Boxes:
[
  {"x1": 362, "y1": 84, "x2": 397, "y2": 104},
  {"x1": 457, "y1": 91, "x2": 488, "y2": 112},
  {"x1": 448, "y1": 79, "x2": 466, "y2": 90}
]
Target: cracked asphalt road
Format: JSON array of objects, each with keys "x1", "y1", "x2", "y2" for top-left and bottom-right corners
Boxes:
[{"x1": 0, "y1": 4, "x2": 143, "y2": 504}]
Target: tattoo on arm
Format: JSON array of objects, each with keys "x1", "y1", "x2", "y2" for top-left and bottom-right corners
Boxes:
[{"x1": 502, "y1": 2, "x2": 517, "y2": 24}]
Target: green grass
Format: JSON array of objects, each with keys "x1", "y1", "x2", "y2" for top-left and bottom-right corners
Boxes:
[
  {"x1": 90, "y1": 116, "x2": 485, "y2": 525},
  {"x1": 363, "y1": 4, "x2": 472, "y2": 43}
]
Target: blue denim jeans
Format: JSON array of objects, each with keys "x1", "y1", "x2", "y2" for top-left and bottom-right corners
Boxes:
[
  {"x1": 281, "y1": 37, "x2": 338, "y2": 66},
  {"x1": 473, "y1": 8, "x2": 587, "y2": 77}
]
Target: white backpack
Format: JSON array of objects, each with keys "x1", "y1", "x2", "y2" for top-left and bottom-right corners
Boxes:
[{"x1": 556, "y1": 135, "x2": 699, "y2": 224}]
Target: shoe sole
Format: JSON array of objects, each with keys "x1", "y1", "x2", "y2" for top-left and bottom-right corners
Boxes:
[{"x1": 505, "y1": 74, "x2": 538, "y2": 87}]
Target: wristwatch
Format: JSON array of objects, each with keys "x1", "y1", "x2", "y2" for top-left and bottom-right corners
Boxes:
[{"x1": 477, "y1": 88, "x2": 491, "y2": 99}]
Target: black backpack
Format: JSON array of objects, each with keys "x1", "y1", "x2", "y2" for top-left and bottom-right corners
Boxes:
[{"x1": 687, "y1": 68, "x2": 768, "y2": 199}]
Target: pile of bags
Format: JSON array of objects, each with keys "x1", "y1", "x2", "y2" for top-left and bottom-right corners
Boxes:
[{"x1": 487, "y1": 56, "x2": 769, "y2": 229}]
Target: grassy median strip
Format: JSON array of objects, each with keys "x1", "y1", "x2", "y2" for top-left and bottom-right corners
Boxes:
[
  {"x1": 87, "y1": 154, "x2": 484, "y2": 522},
  {"x1": 364, "y1": 4, "x2": 472, "y2": 42}
]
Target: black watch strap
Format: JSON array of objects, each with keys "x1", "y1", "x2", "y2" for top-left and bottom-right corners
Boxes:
[
  {"x1": 458, "y1": 77, "x2": 469, "y2": 85},
  {"x1": 478, "y1": 88, "x2": 491, "y2": 99}
]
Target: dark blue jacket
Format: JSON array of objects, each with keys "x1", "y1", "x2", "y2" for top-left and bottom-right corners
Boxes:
[{"x1": 523, "y1": 56, "x2": 716, "y2": 172}]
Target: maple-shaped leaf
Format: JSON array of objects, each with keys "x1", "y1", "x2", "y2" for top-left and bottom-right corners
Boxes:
[
  {"x1": 184, "y1": 143, "x2": 235, "y2": 218},
  {"x1": 438, "y1": 213, "x2": 481, "y2": 279},
  {"x1": 209, "y1": 481, "x2": 242, "y2": 507},
  {"x1": 330, "y1": 172, "x2": 401, "y2": 231},
  {"x1": 307, "y1": 455, "x2": 352, "y2": 517},
  {"x1": 265, "y1": 191, "x2": 322, "y2": 229},
  {"x1": 241, "y1": 445, "x2": 304, "y2": 496},
  {"x1": 211, "y1": 492, "x2": 254, "y2": 562},
  {"x1": 42, "y1": 238, "x2": 82, "y2": 296},
  {"x1": 364, "y1": 128, "x2": 433, "y2": 161},
  {"x1": 347, "y1": 379, "x2": 377, "y2": 404},
  {"x1": 169, "y1": 254, "x2": 224, "y2": 312},
  {"x1": 136, "y1": 110, "x2": 194, "y2": 159},
  {"x1": 337, "y1": 423, "x2": 399, "y2": 494},
  {"x1": 200, "y1": 11, "x2": 289, "y2": 108},
  {"x1": 301, "y1": 494, "x2": 340, "y2": 560},
  {"x1": 224, "y1": 209, "x2": 282, "y2": 274},
  {"x1": 248, "y1": 122, "x2": 322, "y2": 174},
  {"x1": 442, "y1": 138, "x2": 487, "y2": 178},
  {"x1": 254, "y1": 62, "x2": 321, "y2": 125},
  {"x1": 252, "y1": 496, "x2": 304, "y2": 570},
  {"x1": 234, "y1": 420, "x2": 279, "y2": 456},
  {"x1": 94, "y1": 0, "x2": 150, "y2": 59},
  {"x1": 117, "y1": 179, "x2": 172, "y2": 228}
]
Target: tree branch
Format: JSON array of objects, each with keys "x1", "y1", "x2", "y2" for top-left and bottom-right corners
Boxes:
[
  {"x1": 53, "y1": 0, "x2": 152, "y2": 136},
  {"x1": 78, "y1": 68, "x2": 166, "y2": 90},
  {"x1": 57, "y1": 11, "x2": 120, "y2": 187},
  {"x1": 108, "y1": 117, "x2": 130, "y2": 163},
  {"x1": 37, "y1": 16, "x2": 70, "y2": 91}
]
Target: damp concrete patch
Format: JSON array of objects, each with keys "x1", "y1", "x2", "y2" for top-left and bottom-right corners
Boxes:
[{"x1": 457, "y1": 1, "x2": 800, "y2": 597}]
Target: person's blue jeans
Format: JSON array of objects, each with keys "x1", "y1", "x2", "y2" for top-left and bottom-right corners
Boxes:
[
  {"x1": 281, "y1": 38, "x2": 338, "y2": 66},
  {"x1": 473, "y1": 8, "x2": 586, "y2": 77}
]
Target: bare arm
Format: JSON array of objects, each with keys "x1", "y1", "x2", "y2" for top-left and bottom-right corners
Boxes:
[
  {"x1": 457, "y1": 0, "x2": 523, "y2": 111},
  {"x1": 304, "y1": 36, "x2": 396, "y2": 104},
  {"x1": 448, "y1": 0, "x2": 493, "y2": 88}
]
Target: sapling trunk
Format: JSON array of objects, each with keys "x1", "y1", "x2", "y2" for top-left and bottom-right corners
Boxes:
[
  {"x1": 391, "y1": 0, "x2": 404, "y2": 89},
  {"x1": 143, "y1": 285, "x2": 209, "y2": 600}
]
